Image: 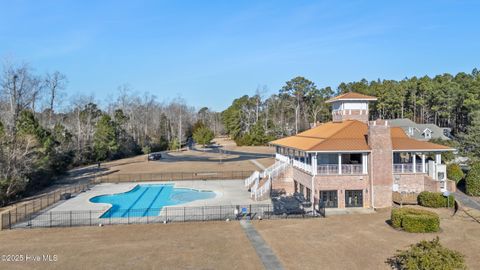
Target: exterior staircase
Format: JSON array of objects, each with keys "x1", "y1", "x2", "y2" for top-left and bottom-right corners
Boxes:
[{"x1": 246, "y1": 161, "x2": 289, "y2": 201}]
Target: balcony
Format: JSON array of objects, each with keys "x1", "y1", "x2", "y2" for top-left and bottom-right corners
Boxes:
[
  {"x1": 393, "y1": 163, "x2": 424, "y2": 174},
  {"x1": 275, "y1": 153, "x2": 290, "y2": 163},
  {"x1": 317, "y1": 164, "x2": 363, "y2": 175},
  {"x1": 292, "y1": 159, "x2": 312, "y2": 173},
  {"x1": 317, "y1": 164, "x2": 338, "y2": 175}
]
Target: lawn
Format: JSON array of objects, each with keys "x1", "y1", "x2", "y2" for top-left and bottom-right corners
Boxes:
[
  {"x1": 253, "y1": 207, "x2": 480, "y2": 270},
  {"x1": 1, "y1": 207, "x2": 478, "y2": 269},
  {"x1": 0, "y1": 222, "x2": 263, "y2": 270}
]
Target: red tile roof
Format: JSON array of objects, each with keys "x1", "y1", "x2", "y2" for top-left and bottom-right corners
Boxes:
[
  {"x1": 325, "y1": 92, "x2": 377, "y2": 103},
  {"x1": 270, "y1": 120, "x2": 454, "y2": 152}
]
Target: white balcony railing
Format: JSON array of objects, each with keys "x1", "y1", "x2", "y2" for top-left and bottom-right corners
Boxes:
[
  {"x1": 275, "y1": 153, "x2": 290, "y2": 163},
  {"x1": 316, "y1": 164, "x2": 364, "y2": 175},
  {"x1": 317, "y1": 164, "x2": 339, "y2": 175},
  {"x1": 292, "y1": 159, "x2": 312, "y2": 173},
  {"x1": 341, "y1": 164, "x2": 363, "y2": 174},
  {"x1": 393, "y1": 163, "x2": 425, "y2": 174}
]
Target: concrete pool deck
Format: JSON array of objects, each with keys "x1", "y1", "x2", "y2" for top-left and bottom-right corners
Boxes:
[{"x1": 12, "y1": 180, "x2": 272, "y2": 228}]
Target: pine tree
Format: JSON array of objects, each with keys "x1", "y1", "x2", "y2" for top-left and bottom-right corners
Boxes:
[
  {"x1": 460, "y1": 111, "x2": 480, "y2": 159},
  {"x1": 93, "y1": 114, "x2": 119, "y2": 161},
  {"x1": 193, "y1": 126, "x2": 214, "y2": 147}
]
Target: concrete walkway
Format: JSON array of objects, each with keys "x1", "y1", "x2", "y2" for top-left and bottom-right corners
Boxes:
[
  {"x1": 240, "y1": 220, "x2": 284, "y2": 270},
  {"x1": 454, "y1": 190, "x2": 480, "y2": 210},
  {"x1": 250, "y1": 159, "x2": 267, "y2": 170},
  {"x1": 454, "y1": 190, "x2": 480, "y2": 223}
]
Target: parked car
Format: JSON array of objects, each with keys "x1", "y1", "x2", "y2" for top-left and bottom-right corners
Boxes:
[{"x1": 148, "y1": 153, "x2": 162, "y2": 161}]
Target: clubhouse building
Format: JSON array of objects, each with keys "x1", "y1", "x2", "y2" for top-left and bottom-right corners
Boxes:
[{"x1": 270, "y1": 92, "x2": 455, "y2": 209}]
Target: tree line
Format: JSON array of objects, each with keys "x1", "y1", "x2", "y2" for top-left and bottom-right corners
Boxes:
[
  {"x1": 221, "y1": 70, "x2": 480, "y2": 157},
  {"x1": 1, "y1": 59, "x2": 480, "y2": 205},
  {"x1": 0, "y1": 62, "x2": 222, "y2": 205}
]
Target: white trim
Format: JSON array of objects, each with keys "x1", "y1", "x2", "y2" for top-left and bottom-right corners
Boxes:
[
  {"x1": 307, "y1": 150, "x2": 372, "y2": 153},
  {"x1": 326, "y1": 98, "x2": 377, "y2": 103},
  {"x1": 392, "y1": 149, "x2": 454, "y2": 152}
]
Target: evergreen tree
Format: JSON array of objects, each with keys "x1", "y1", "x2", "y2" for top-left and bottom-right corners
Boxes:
[
  {"x1": 193, "y1": 126, "x2": 214, "y2": 147},
  {"x1": 460, "y1": 111, "x2": 480, "y2": 159},
  {"x1": 93, "y1": 114, "x2": 119, "y2": 161},
  {"x1": 466, "y1": 162, "x2": 480, "y2": 196}
]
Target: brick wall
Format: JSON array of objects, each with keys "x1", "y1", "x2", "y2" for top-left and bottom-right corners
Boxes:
[
  {"x1": 394, "y1": 173, "x2": 457, "y2": 195},
  {"x1": 272, "y1": 166, "x2": 295, "y2": 194},
  {"x1": 395, "y1": 173, "x2": 425, "y2": 193},
  {"x1": 332, "y1": 110, "x2": 369, "y2": 123},
  {"x1": 368, "y1": 119, "x2": 393, "y2": 208},
  {"x1": 292, "y1": 168, "x2": 371, "y2": 208}
]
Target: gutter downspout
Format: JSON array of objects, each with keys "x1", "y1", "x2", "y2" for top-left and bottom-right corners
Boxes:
[
  {"x1": 311, "y1": 175, "x2": 315, "y2": 214},
  {"x1": 370, "y1": 152, "x2": 375, "y2": 209}
]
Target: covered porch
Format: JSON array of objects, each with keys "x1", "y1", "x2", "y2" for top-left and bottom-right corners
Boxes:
[
  {"x1": 392, "y1": 151, "x2": 443, "y2": 174},
  {"x1": 275, "y1": 146, "x2": 368, "y2": 176}
]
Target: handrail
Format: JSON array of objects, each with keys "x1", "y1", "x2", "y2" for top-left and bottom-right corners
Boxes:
[
  {"x1": 244, "y1": 171, "x2": 260, "y2": 187},
  {"x1": 251, "y1": 161, "x2": 288, "y2": 200},
  {"x1": 393, "y1": 163, "x2": 425, "y2": 174}
]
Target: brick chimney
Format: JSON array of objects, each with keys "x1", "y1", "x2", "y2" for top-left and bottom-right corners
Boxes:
[{"x1": 368, "y1": 119, "x2": 393, "y2": 208}]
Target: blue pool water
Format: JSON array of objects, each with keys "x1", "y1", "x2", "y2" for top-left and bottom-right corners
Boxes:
[{"x1": 89, "y1": 184, "x2": 216, "y2": 218}]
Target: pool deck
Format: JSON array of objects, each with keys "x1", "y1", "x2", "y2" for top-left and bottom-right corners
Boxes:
[
  {"x1": 56, "y1": 180, "x2": 268, "y2": 211},
  {"x1": 12, "y1": 180, "x2": 271, "y2": 228}
]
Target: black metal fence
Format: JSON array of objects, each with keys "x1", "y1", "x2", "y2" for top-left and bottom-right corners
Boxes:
[
  {"x1": 96, "y1": 171, "x2": 255, "y2": 183},
  {"x1": 7, "y1": 203, "x2": 325, "y2": 229},
  {"x1": 0, "y1": 184, "x2": 90, "y2": 230}
]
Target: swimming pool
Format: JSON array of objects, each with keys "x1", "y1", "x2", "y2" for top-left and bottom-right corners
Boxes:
[{"x1": 89, "y1": 184, "x2": 216, "y2": 218}]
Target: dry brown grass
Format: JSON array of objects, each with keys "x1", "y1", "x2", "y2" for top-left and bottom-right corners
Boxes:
[
  {"x1": 0, "y1": 222, "x2": 263, "y2": 270},
  {"x1": 101, "y1": 141, "x2": 274, "y2": 175},
  {"x1": 1, "y1": 208, "x2": 478, "y2": 269},
  {"x1": 104, "y1": 153, "x2": 261, "y2": 174},
  {"x1": 253, "y1": 208, "x2": 480, "y2": 270}
]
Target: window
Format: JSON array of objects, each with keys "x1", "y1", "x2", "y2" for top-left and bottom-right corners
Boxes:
[
  {"x1": 299, "y1": 183, "x2": 304, "y2": 195},
  {"x1": 306, "y1": 188, "x2": 311, "y2": 201},
  {"x1": 294, "y1": 181, "x2": 298, "y2": 193},
  {"x1": 320, "y1": 190, "x2": 338, "y2": 208},
  {"x1": 345, "y1": 190, "x2": 363, "y2": 207},
  {"x1": 423, "y1": 128, "x2": 432, "y2": 139}
]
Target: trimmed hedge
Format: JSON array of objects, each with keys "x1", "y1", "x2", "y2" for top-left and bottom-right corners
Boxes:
[
  {"x1": 447, "y1": 163, "x2": 464, "y2": 183},
  {"x1": 466, "y1": 162, "x2": 480, "y2": 196},
  {"x1": 418, "y1": 191, "x2": 455, "y2": 208},
  {"x1": 391, "y1": 208, "x2": 440, "y2": 233}
]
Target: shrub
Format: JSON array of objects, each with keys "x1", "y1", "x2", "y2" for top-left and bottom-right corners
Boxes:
[
  {"x1": 142, "y1": 145, "x2": 151, "y2": 155},
  {"x1": 447, "y1": 163, "x2": 464, "y2": 183},
  {"x1": 387, "y1": 237, "x2": 466, "y2": 270},
  {"x1": 418, "y1": 191, "x2": 455, "y2": 208},
  {"x1": 466, "y1": 162, "x2": 480, "y2": 196},
  {"x1": 402, "y1": 214, "x2": 440, "y2": 233},
  {"x1": 390, "y1": 208, "x2": 440, "y2": 233}
]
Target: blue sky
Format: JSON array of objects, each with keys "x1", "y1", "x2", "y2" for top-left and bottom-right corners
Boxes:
[{"x1": 1, "y1": 1, "x2": 479, "y2": 111}]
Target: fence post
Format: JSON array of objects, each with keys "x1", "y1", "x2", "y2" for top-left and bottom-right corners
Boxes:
[
  {"x1": 183, "y1": 207, "x2": 186, "y2": 222},
  {"x1": 9, "y1": 212, "x2": 12, "y2": 229},
  {"x1": 49, "y1": 212, "x2": 52, "y2": 227},
  {"x1": 249, "y1": 204, "x2": 252, "y2": 220},
  {"x1": 219, "y1": 205, "x2": 222, "y2": 220},
  {"x1": 165, "y1": 207, "x2": 168, "y2": 223},
  {"x1": 89, "y1": 210, "x2": 92, "y2": 226},
  {"x1": 70, "y1": 211, "x2": 72, "y2": 227},
  {"x1": 202, "y1": 206, "x2": 205, "y2": 221},
  {"x1": 128, "y1": 210, "x2": 130, "y2": 224}
]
